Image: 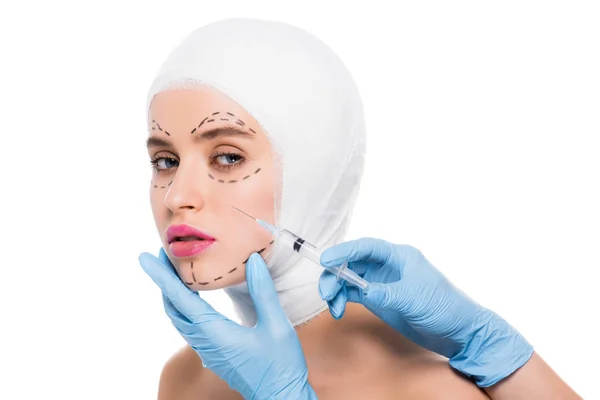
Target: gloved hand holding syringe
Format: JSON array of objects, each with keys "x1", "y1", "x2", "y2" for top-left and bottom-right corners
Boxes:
[{"x1": 232, "y1": 206, "x2": 369, "y2": 291}]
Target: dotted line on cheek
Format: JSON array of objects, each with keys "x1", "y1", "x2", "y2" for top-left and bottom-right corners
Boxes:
[
  {"x1": 208, "y1": 168, "x2": 262, "y2": 184},
  {"x1": 182, "y1": 239, "x2": 275, "y2": 287},
  {"x1": 152, "y1": 180, "x2": 173, "y2": 189},
  {"x1": 242, "y1": 239, "x2": 275, "y2": 264}
]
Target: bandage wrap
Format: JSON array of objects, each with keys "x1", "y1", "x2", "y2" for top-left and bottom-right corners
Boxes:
[{"x1": 147, "y1": 18, "x2": 367, "y2": 326}]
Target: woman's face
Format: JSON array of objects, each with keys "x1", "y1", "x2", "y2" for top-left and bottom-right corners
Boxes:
[{"x1": 147, "y1": 86, "x2": 276, "y2": 290}]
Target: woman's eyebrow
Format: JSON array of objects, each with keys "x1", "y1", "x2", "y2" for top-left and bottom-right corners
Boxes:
[
  {"x1": 194, "y1": 126, "x2": 255, "y2": 141},
  {"x1": 146, "y1": 136, "x2": 172, "y2": 149},
  {"x1": 146, "y1": 126, "x2": 254, "y2": 149}
]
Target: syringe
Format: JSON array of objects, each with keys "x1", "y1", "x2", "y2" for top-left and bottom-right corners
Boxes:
[{"x1": 232, "y1": 206, "x2": 369, "y2": 291}]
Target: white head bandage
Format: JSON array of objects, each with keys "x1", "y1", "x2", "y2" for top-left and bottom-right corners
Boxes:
[{"x1": 147, "y1": 18, "x2": 367, "y2": 326}]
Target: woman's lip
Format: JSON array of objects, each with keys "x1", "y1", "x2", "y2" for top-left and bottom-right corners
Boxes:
[
  {"x1": 166, "y1": 224, "x2": 216, "y2": 243},
  {"x1": 170, "y1": 240, "x2": 215, "y2": 258}
]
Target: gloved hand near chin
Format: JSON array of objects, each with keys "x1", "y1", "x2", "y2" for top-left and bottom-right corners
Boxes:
[
  {"x1": 139, "y1": 250, "x2": 317, "y2": 400},
  {"x1": 318, "y1": 238, "x2": 534, "y2": 388}
]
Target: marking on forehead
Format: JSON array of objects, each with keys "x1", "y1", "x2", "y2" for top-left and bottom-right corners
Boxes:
[
  {"x1": 196, "y1": 117, "x2": 208, "y2": 130},
  {"x1": 150, "y1": 120, "x2": 171, "y2": 136},
  {"x1": 191, "y1": 111, "x2": 256, "y2": 136}
]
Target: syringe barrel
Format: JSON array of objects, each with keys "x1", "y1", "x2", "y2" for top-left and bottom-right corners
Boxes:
[
  {"x1": 276, "y1": 229, "x2": 369, "y2": 291},
  {"x1": 277, "y1": 229, "x2": 323, "y2": 264}
]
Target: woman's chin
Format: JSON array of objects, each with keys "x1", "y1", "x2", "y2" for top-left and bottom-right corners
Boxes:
[{"x1": 173, "y1": 255, "x2": 247, "y2": 291}]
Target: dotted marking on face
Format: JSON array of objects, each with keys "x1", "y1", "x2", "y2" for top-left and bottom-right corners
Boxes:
[
  {"x1": 209, "y1": 166, "x2": 262, "y2": 184},
  {"x1": 197, "y1": 117, "x2": 208, "y2": 130},
  {"x1": 183, "y1": 239, "x2": 274, "y2": 287},
  {"x1": 184, "y1": 261, "x2": 210, "y2": 286},
  {"x1": 242, "y1": 240, "x2": 275, "y2": 264},
  {"x1": 150, "y1": 120, "x2": 171, "y2": 136},
  {"x1": 190, "y1": 111, "x2": 256, "y2": 136},
  {"x1": 151, "y1": 180, "x2": 173, "y2": 189}
]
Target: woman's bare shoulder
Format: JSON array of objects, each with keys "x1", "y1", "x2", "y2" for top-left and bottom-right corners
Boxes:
[
  {"x1": 401, "y1": 358, "x2": 491, "y2": 400},
  {"x1": 157, "y1": 345, "x2": 242, "y2": 400}
]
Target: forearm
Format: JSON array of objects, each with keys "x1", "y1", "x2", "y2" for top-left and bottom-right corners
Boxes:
[{"x1": 483, "y1": 352, "x2": 581, "y2": 400}]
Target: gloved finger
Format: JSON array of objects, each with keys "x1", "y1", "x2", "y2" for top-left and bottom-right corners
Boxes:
[
  {"x1": 161, "y1": 292, "x2": 198, "y2": 336},
  {"x1": 246, "y1": 253, "x2": 288, "y2": 326},
  {"x1": 327, "y1": 284, "x2": 348, "y2": 319},
  {"x1": 158, "y1": 247, "x2": 174, "y2": 267},
  {"x1": 356, "y1": 281, "x2": 410, "y2": 312},
  {"x1": 345, "y1": 286, "x2": 365, "y2": 304},
  {"x1": 319, "y1": 259, "x2": 372, "y2": 301},
  {"x1": 321, "y1": 238, "x2": 394, "y2": 268},
  {"x1": 318, "y1": 270, "x2": 343, "y2": 301},
  {"x1": 139, "y1": 252, "x2": 225, "y2": 324}
]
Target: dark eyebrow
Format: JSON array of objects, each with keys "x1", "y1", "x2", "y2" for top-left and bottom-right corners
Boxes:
[
  {"x1": 146, "y1": 136, "x2": 171, "y2": 149},
  {"x1": 146, "y1": 126, "x2": 254, "y2": 149},
  {"x1": 194, "y1": 126, "x2": 254, "y2": 141}
]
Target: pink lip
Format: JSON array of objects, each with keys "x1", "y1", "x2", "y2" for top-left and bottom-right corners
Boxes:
[{"x1": 166, "y1": 224, "x2": 216, "y2": 258}]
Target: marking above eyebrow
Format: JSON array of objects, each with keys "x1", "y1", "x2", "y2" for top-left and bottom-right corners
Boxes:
[
  {"x1": 191, "y1": 111, "x2": 256, "y2": 137},
  {"x1": 149, "y1": 120, "x2": 170, "y2": 136},
  {"x1": 197, "y1": 117, "x2": 208, "y2": 129}
]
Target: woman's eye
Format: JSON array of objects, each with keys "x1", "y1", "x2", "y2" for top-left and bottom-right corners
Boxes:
[
  {"x1": 152, "y1": 157, "x2": 178, "y2": 171},
  {"x1": 215, "y1": 153, "x2": 242, "y2": 166}
]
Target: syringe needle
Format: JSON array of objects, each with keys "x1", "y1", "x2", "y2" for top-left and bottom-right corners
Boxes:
[{"x1": 231, "y1": 205, "x2": 257, "y2": 221}]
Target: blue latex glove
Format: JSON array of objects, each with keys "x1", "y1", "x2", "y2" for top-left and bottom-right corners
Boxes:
[
  {"x1": 318, "y1": 238, "x2": 534, "y2": 388},
  {"x1": 139, "y1": 249, "x2": 317, "y2": 400}
]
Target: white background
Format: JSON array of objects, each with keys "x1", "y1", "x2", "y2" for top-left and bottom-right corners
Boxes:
[{"x1": 1, "y1": 1, "x2": 598, "y2": 398}]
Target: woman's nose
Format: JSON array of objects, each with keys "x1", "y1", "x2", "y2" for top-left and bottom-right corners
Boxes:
[{"x1": 164, "y1": 162, "x2": 206, "y2": 212}]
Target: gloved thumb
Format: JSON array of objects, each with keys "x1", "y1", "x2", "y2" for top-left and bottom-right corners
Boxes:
[
  {"x1": 246, "y1": 253, "x2": 288, "y2": 326},
  {"x1": 354, "y1": 281, "x2": 403, "y2": 311}
]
